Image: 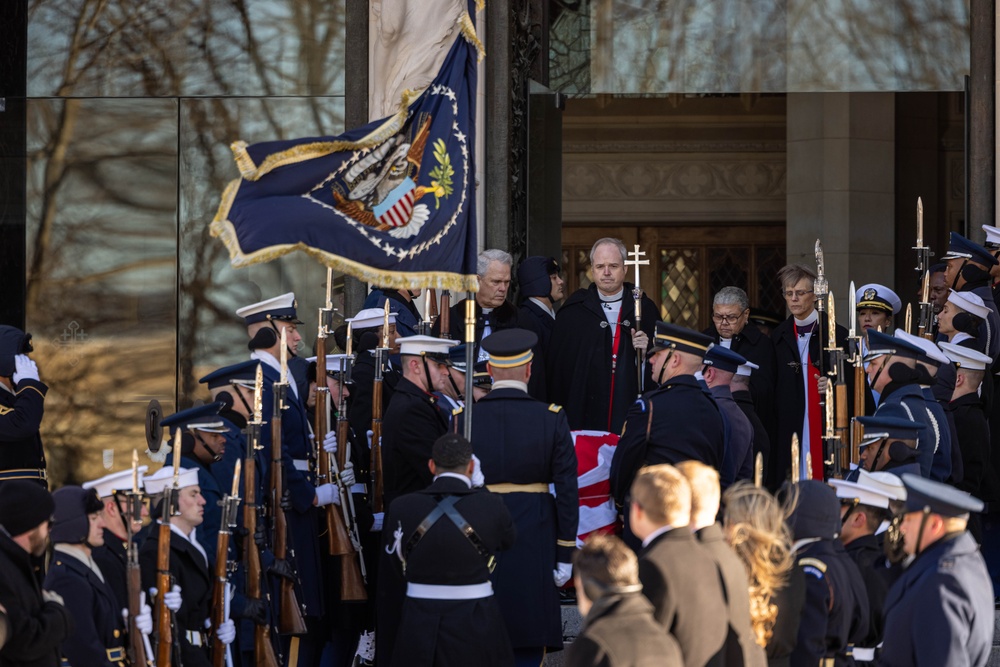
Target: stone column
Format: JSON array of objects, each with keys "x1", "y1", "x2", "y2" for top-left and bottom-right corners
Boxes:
[
  {"x1": 970, "y1": 0, "x2": 995, "y2": 238},
  {"x1": 786, "y1": 93, "x2": 896, "y2": 311}
]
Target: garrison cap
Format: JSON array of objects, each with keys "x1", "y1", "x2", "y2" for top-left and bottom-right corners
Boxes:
[
  {"x1": 397, "y1": 335, "x2": 458, "y2": 361},
  {"x1": 143, "y1": 466, "x2": 200, "y2": 494},
  {"x1": 517, "y1": 256, "x2": 560, "y2": 299},
  {"x1": 481, "y1": 329, "x2": 538, "y2": 368},
  {"x1": 786, "y1": 480, "x2": 841, "y2": 540},
  {"x1": 902, "y1": 473, "x2": 984, "y2": 517},
  {"x1": 894, "y1": 330, "x2": 949, "y2": 366},
  {"x1": 939, "y1": 341, "x2": 993, "y2": 372},
  {"x1": 828, "y1": 477, "x2": 895, "y2": 509},
  {"x1": 236, "y1": 292, "x2": 303, "y2": 325},
  {"x1": 857, "y1": 404, "x2": 926, "y2": 446},
  {"x1": 862, "y1": 329, "x2": 924, "y2": 363},
  {"x1": 84, "y1": 467, "x2": 148, "y2": 498},
  {"x1": 860, "y1": 469, "x2": 907, "y2": 501},
  {"x1": 941, "y1": 232, "x2": 999, "y2": 267},
  {"x1": 199, "y1": 359, "x2": 260, "y2": 390},
  {"x1": 856, "y1": 283, "x2": 901, "y2": 315},
  {"x1": 703, "y1": 346, "x2": 747, "y2": 374},
  {"x1": 160, "y1": 402, "x2": 227, "y2": 435},
  {"x1": 650, "y1": 322, "x2": 713, "y2": 357},
  {"x1": 947, "y1": 289, "x2": 991, "y2": 320},
  {"x1": 982, "y1": 224, "x2": 1000, "y2": 249},
  {"x1": 347, "y1": 307, "x2": 397, "y2": 330}
]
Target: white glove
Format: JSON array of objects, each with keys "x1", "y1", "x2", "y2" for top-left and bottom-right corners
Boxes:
[
  {"x1": 216, "y1": 618, "x2": 236, "y2": 645},
  {"x1": 366, "y1": 430, "x2": 374, "y2": 449},
  {"x1": 129, "y1": 591, "x2": 153, "y2": 635},
  {"x1": 371, "y1": 512, "x2": 384, "y2": 532},
  {"x1": 323, "y1": 430, "x2": 338, "y2": 455},
  {"x1": 150, "y1": 585, "x2": 183, "y2": 612},
  {"x1": 314, "y1": 483, "x2": 341, "y2": 507},
  {"x1": 13, "y1": 355, "x2": 39, "y2": 383},
  {"x1": 42, "y1": 589, "x2": 65, "y2": 606},
  {"x1": 553, "y1": 562, "x2": 573, "y2": 587},
  {"x1": 338, "y1": 461, "x2": 356, "y2": 487},
  {"x1": 470, "y1": 455, "x2": 485, "y2": 488}
]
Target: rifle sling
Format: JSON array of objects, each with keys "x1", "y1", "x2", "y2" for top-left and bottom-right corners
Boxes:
[{"x1": 403, "y1": 495, "x2": 492, "y2": 567}]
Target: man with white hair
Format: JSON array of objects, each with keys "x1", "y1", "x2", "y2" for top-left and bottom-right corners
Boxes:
[{"x1": 432, "y1": 249, "x2": 519, "y2": 351}]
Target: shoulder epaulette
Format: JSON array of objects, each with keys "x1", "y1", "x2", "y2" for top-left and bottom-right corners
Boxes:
[
  {"x1": 548, "y1": 404, "x2": 562, "y2": 413},
  {"x1": 798, "y1": 556, "x2": 828, "y2": 574},
  {"x1": 452, "y1": 407, "x2": 463, "y2": 417}
]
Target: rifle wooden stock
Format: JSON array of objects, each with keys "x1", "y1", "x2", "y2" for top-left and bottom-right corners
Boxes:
[
  {"x1": 211, "y1": 527, "x2": 230, "y2": 667},
  {"x1": 439, "y1": 291, "x2": 451, "y2": 338},
  {"x1": 371, "y1": 375, "x2": 385, "y2": 513},
  {"x1": 835, "y1": 382, "x2": 849, "y2": 471},
  {"x1": 315, "y1": 337, "x2": 354, "y2": 557},
  {"x1": 155, "y1": 496, "x2": 173, "y2": 667},
  {"x1": 429, "y1": 289, "x2": 439, "y2": 319},
  {"x1": 242, "y1": 454, "x2": 279, "y2": 667},
  {"x1": 126, "y1": 547, "x2": 147, "y2": 667},
  {"x1": 271, "y1": 385, "x2": 308, "y2": 636},
  {"x1": 851, "y1": 358, "x2": 867, "y2": 465}
]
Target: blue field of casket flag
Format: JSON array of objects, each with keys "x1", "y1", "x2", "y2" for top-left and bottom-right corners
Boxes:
[{"x1": 211, "y1": 6, "x2": 481, "y2": 292}]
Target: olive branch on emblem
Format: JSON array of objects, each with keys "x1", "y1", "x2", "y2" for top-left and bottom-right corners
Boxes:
[{"x1": 427, "y1": 138, "x2": 454, "y2": 209}]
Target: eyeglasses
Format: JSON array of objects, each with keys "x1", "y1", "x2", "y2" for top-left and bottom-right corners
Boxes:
[
  {"x1": 712, "y1": 311, "x2": 746, "y2": 324},
  {"x1": 782, "y1": 289, "x2": 813, "y2": 299}
]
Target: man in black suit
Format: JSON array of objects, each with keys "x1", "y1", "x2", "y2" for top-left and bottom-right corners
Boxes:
[
  {"x1": 676, "y1": 461, "x2": 765, "y2": 667},
  {"x1": 516, "y1": 255, "x2": 565, "y2": 401},
  {"x1": 381, "y1": 433, "x2": 516, "y2": 667},
  {"x1": 629, "y1": 464, "x2": 727, "y2": 667}
]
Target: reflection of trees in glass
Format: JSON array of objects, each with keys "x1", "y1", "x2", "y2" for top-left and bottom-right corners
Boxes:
[{"x1": 552, "y1": 0, "x2": 968, "y2": 94}]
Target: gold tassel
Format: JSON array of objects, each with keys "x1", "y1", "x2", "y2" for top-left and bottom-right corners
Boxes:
[{"x1": 458, "y1": 12, "x2": 486, "y2": 62}]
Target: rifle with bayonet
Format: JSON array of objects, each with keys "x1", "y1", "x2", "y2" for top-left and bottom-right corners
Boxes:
[
  {"x1": 316, "y1": 269, "x2": 354, "y2": 558},
  {"x1": 334, "y1": 353, "x2": 368, "y2": 601},
  {"x1": 914, "y1": 197, "x2": 936, "y2": 339},
  {"x1": 243, "y1": 365, "x2": 279, "y2": 667},
  {"x1": 823, "y1": 292, "x2": 848, "y2": 479},
  {"x1": 370, "y1": 300, "x2": 390, "y2": 513},
  {"x1": 155, "y1": 431, "x2": 183, "y2": 667},
  {"x1": 814, "y1": 240, "x2": 828, "y2": 379},
  {"x1": 126, "y1": 450, "x2": 153, "y2": 667},
  {"x1": 270, "y1": 328, "x2": 307, "y2": 636},
  {"x1": 847, "y1": 282, "x2": 866, "y2": 466},
  {"x1": 212, "y1": 460, "x2": 241, "y2": 667}
]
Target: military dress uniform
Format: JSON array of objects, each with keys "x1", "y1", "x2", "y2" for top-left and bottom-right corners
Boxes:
[
  {"x1": 940, "y1": 343, "x2": 993, "y2": 497},
  {"x1": 0, "y1": 325, "x2": 47, "y2": 486},
  {"x1": 382, "y1": 474, "x2": 516, "y2": 667},
  {"x1": 704, "y1": 345, "x2": 754, "y2": 488}
]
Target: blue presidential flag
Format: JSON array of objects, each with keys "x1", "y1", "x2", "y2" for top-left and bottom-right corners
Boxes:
[{"x1": 212, "y1": 7, "x2": 482, "y2": 292}]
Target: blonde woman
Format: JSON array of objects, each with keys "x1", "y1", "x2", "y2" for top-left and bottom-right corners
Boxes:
[{"x1": 722, "y1": 482, "x2": 803, "y2": 667}]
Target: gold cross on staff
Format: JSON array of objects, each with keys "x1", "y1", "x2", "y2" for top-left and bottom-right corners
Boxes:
[{"x1": 625, "y1": 244, "x2": 649, "y2": 289}]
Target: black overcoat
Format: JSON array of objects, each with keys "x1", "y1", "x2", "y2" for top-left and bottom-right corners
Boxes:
[
  {"x1": 381, "y1": 376, "x2": 449, "y2": 507},
  {"x1": 564, "y1": 593, "x2": 683, "y2": 667}
]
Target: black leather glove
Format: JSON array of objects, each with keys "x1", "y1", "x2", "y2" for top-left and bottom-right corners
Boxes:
[
  {"x1": 267, "y1": 559, "x2": 296, "y2": 582},
  {"x1": 280, "y1": 488, "x2": 293, "y2": 512},
  {"x1": 237, "y1": 598, "x2": 269, "y2": 626},
  {"x1": 253, "y1": 523, "x2": 268, "y2": 550}
]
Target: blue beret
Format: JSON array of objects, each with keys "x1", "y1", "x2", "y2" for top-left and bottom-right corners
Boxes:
[
  {"x1": 703, "y1": 346, "x2": 747, "y2": 374},
  {"x1": 198, "y1": 360, "x2": 260, "y2": 389},
  {"x1": 902, "y1": 473, "x2": 984, "y2": 516}
]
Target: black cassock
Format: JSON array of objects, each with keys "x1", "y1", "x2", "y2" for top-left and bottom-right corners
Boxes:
[
  {"x1": 547, "y1": 283, "x2": 658, "y2": 434},
  {"x1": 517, "y1": 299, "x2": 556, "y2": 402}
]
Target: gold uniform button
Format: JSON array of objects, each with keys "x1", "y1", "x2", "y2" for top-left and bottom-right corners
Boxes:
[{"x1": 113, "y1": 629, "x2": 120, "y2": 638}]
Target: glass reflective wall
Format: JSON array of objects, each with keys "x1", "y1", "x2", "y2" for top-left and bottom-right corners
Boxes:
[{"x1": 25, "y1": 0, "x2": 347, "y2": 487}]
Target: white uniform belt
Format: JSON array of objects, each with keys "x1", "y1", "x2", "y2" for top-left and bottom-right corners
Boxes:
[
  {"x1": 185, "y1": 630, "x2": 205, "y2": 647},
  {"x1": 406, "y1": 581, "x2": 493, "y2": 600},
  {"x1": 292, "y1": 459, "x2": 311, "y2": 472},
  {"x1": 350, "y1": 483, "x2": 366, "y2": 494},
  {"x1": 852, "y1": 647, "x2": 876, "y2": 661}
]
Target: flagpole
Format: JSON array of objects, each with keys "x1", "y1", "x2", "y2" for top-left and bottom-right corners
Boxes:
[{"x1": 464, "y1": 295, "x2": 475, "y2": 440}]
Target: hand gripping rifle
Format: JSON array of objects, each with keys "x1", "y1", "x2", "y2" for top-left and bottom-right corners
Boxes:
[
  {"x1": 126, "y1": 450, "x2": 153, "y2": 667},
  {"x1": 847, "y1": 282, "x2": 866, "y2": 466},
  {"x1": 243, "y1": 365, "x2": 279, "y2": 667},
  {"x1": 334, "y1": 355, "x2": 368, "y2": 601},
  {"x1": 914, "y1": 197, "x2": 936, "y2": 340},
  {"x1": 212, "y1": 460, "x2": 241, "y2": 667},
  {"x1": 155, "y1": 431, "x2": 183, "y2": 667},
  {"x1": 370, "y1": 300, "x2": 390, "y2": 513},
  {"x1": 823, "y1": 292, "x2": 848, "y2": 479},
  {"x1": 316, "y1": 271, "x2": 354, "y2": 558},
  {"x1": 271, "y1": 328, "x2": 307, "y2": 636}
]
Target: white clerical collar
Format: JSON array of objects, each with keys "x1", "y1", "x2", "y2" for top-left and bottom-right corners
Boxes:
[
  {"x1": 482, "y1": 307, "x2": 494, "y2": 315},
  {"x1": 793, "y1": 310, "x2": 818, "y2": 327},
  {"x1": 491, "y1": 379, "x2": 528, "y2": 392},
  {"x1": 54, "y1": 543, "x2": 105, "y2": 583},
  {"x1": 167, "y1": 522, "x2": 209, "y2": 566},
  {"x1": 599, "y1": 288, "x2": 624, "y2": 302},
  {"x1": 719, "y1": 337, "x2": 733, "y2": 348},
  {"x1": 251, "y1": 350, "x2": 299, "y2": 398},
  {"x1": 529, "y1": 297, "x2": 556, "y2": 319},
  {"x1": 434, "y1": 472, "x2": 472, "y2": 488},
  {"x1": 641, "y1": 524, "x2": 674, "y2": 547},
  {"x1": 791, "y1": 536, "x2": 822, "y2": 554}
]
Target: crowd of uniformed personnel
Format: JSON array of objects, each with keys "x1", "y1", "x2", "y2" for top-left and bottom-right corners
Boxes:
[{"x1": 0, "y1": 228, "x2": 999, "y2": 666}]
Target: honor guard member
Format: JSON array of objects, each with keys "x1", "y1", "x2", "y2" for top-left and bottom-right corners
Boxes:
[
  {"x1": 566, "y1": 534, "x2": 683, "y2": 667},
  {"x1": 238, "y1": 293, "x2": 344, "y2": 662},
  {"x1": 139, "y1": 466, "x2": 236, "y2": 667},
  {"x1": 362, "y1": 287, "x2": 422, "y2": 338},
  {"x1": 45, "y1": 486, "x2": 153, "y2": 667},
  {"x1": 0, "y1": 326, "x2": 48, "y2": 486},
  {"x1": 346, "y1": 307, "x2": 401, "y2": 444},
  {"x1": 547, "y1": 239, "x2": 658, "y2": 433},
  {"x1": 863, "y1": 330, "x2": 942, "y2": 478},
  {"x1": 732, "y1": 362, "x2": 771, "y2": 477},
  {"x1": 432, "y1": 249, "x2": 519, "y2": 352},
  {"x1": 161, "y1": 403, "x2": 230, "y2": 564},
  {"x1": 941, "y1": 232, "x2": 1000, "y2": 359},
  {"x1": 676, "y1": 461, "x2": 766, "y2": 667},
  {"x1": 382, "y1": 434, "x2": 516, "y2": 667},
  {"x1": 827, "y1": 477, "x2": 896, "y2": 664},
  {"x1": 784, "y1": 480, "x2": 869, "y2": 667},
  {"x1": 855, "y1": 283, "x2": 901, "y2": 411},
  {"x1": 470, "y1": 328, "x2": 579, "y2": 667},
  {"x1": 704, "y1": 286, "x2": 778, "y2": 450},
  {"x1": 941, "y1": 343, "x2": 993, "y2": 498},
  {"x1": 515, "y1": 255, "x2": 565, "y2": 401},
  {"x1": 982, "y1": 224, "x2": 1000, "y2": 302},
  {"x1": 855, "y1": 405, "x2": 926, "y2": 476},
  {"x1": 880, "y1": 475, "x2": 994, "y2": 667},
  {"x1": 939, "y1": 289, "x2": 990, "y2": 350},
  {"x1": 702, "y1": 345, "x2": 754, "y2": 488},
  {"x1": 83, "y1": 467, "x2": 149, "y2": 613},
  {"x1": 610, "y1": 322, "x2": 726, "y2": 512},
  {"x1": 0, "y1": 481, "x2": 70, "y2": 666},
  {"x1": 628, "y1": 465, "x2": 727, "y2": 667},
  {"x1": 381, "y1": 335, "x2": 457, "y2": 505}
]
